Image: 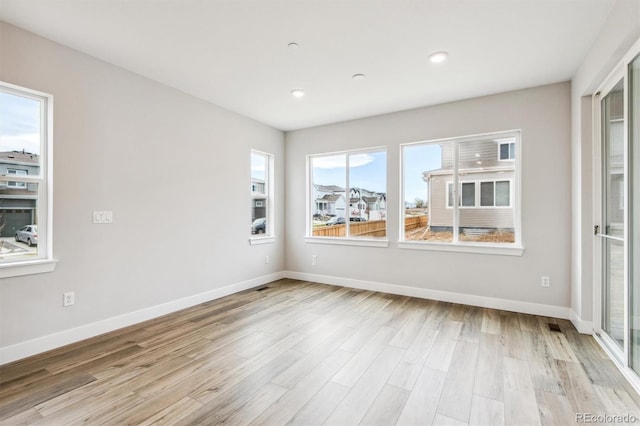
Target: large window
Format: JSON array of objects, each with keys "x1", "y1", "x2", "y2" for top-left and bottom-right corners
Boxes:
[
  {"x1": 401, "y1": 131, "x2": 521, "y2": 251},
  {"x1": 0, "y1": 82, "x2": 53, "y2": 272},
  {"x1": 308, "y1": 148, "x2": 387, "y2": 241},
  {"x1": 250, "y1": 150, "x2": 274, "y2": 242}
]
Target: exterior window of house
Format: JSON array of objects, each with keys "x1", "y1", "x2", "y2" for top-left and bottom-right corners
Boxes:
[
  {"x1": 480, "y1": 180, "x2": 511, "y2": 207},
  {"x1": 309, "y1": 148, "x2": 386, "y2": 240},
  {"x1": 447, "y1": 182, "x2": 476, "y2": 207},
  {"x1": 0, "y1": 82, "x2": 54, "y2": 273},
  {"x1": 7, "y1": 169, "x2": 27, "y2": 188},
  {"x1": 499, "y1": 141, "x2": 515, "y2": 160},
  {"x1": 401, "y1": 130, "x2": 521, "y2": 252},
  {"x1": 250, "y1": 150, "x2": 274, "y2": 242}
]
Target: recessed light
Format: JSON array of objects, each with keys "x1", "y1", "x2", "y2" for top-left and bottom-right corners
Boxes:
[
  {"x1": 288, "y1": 42, "x2": 299, "y2": 49},
  {"x1": 429, "y1": 51, "x2": 449, "y2": 64},
  {"x1": 476, "y1": 161, "x2": 482, "y2": 165},
  {"x1": 352, "y1": 73, "x2": 366, "y2": 80},
  {"x1": 291, "y1": 89, "x2": 305, "y2": 98}
]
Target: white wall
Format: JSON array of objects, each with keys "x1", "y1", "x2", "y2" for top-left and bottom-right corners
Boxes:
[
  {"x1": 571, "y1": 0, "x2": 640, "y2": 326},
  {"x1": 0, "y1": 22, "x2": 285, "y2": 362},
  {"x1": 286, "y1": 83, "x2": 572, "y2": 311}
]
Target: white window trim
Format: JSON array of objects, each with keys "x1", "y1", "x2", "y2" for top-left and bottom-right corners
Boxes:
[
  {"x1": 306, "y1": 146, "x2": 388, "y2": 244},
  {"x1": 445, "y1": 179, "x2": 513, "y2": 209},
  {"x1": 399, "y1": 130, "x2": 522, "y2": 252},
  {"x1": 249, "y1": 149, "x2": 276, "y2": 245},
  {"x1": 0, "y1": 81, "x2": 56, "y2": 277}
]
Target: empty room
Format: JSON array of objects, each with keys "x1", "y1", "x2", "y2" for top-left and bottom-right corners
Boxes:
[{"x1": 2, "y1": 0, "x2": 640, "y2": 424}]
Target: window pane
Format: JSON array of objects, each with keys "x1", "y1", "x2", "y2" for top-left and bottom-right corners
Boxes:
[
  {"x1": 500, "y1": 143, "x2": 509, "y2": 160},
  {"x1": 603, "y1": 80, "x2": 625, "y2": 239},
  {"x1": 348, "y1": 151, "x2": 386, "y2": 238},
  {"x1": 0, "y1": 185, "x2": 39, "y2": 262},
  {"x1": 496, "y1": 181, "x2": 510, "y2": 206},
  {"x1": 480, "y1": 182, "x2": 494, "y2": 206},
  {"x1": 402, "y1": 142, "x2": 453, "y2": 242},
  {"x1": 251, "y1": 152, "x2": 268, "y2": 236},
  {"x1": 311, "y1": 154, "x2": 346, "y2": 237},
  {"x1": 0, "y1": 92, "x2": 42, "y2": 173},
  {"x1": 461, "y1": 182, "x2": 475, "y2": 206}
]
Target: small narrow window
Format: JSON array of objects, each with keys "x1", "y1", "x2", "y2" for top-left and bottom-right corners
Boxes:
[
  {"x1": 499, "y1": 141, "x2": 515, "y2": 160},
  {"x1": 250, "y1": 150, "x2": 274, "y2": 240}
]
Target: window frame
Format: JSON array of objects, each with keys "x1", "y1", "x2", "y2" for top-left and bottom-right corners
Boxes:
[
  {"x1": 0, "y1": 81, "x2": 56, "y2": 277},
  {"x1": 399, "y1": 130, "x2": 523, "y2": 256},
  {"x1": 498, "y1": 141, "x2": 516, "y2": 161},
  {"x1": 7, "y1": 169, "x2": 28, "y2": 188},
  {"x1": 249, "y1": 149, "x2": 276, "y2": 245},
  {"x1": 305, "y1": 147, "x2": 389, "y2": 247}
]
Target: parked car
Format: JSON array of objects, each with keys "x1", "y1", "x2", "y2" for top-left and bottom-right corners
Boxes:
[
  {"x1": 15, "y1": 225, "x2": 38, "y2": 246},
  {"x1": 251, "y1": 218, "x2": 266, "y2": 234},
  {"x1": 349, "y1": 217, "x2": 367, "y2": 222},
  {"x1": 326, "y1": 217, "x2": 345, "y2": 226}
]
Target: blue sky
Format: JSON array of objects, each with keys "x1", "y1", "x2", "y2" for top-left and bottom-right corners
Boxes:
[
  {"x1": 311, "y1": 146, "x2": 442, "y2": 203},
  {"x1": 0, "y1": 92, "x2": 42, "y2": 155}
]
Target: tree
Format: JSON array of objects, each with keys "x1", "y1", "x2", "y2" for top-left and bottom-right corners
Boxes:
[{"x1": 414, "y1": 197, "x2": 424, "y2": 208}]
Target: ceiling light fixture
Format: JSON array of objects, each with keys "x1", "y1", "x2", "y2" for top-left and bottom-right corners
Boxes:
[
  {"x1": 429, "y1": 51, "x2": 449, "y2": 64},
  {"x1": 291, "y1": 89, "x2": 305, "y2": 98},
  {"x1": 352, "y1": 73, "x2": 366, "y2": 80},
  {"x1": 288, "y1": 42, "x2": 299, "y2": 49}
]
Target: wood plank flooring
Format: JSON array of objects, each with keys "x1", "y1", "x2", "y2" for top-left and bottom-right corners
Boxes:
[{"x1": 1, "y1": 279, "x2": 640, "y2": 425}]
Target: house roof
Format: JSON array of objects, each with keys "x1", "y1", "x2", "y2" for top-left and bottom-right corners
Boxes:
[
  {"x1": 318, "y1": 194, "x2": 342, "y2": 202},
  {"x1": 315, "y1": 184, "x2": 345, "y2": 193},
  {"x1": 0, "y1": 151, "x2": 39, "y2": 165}
]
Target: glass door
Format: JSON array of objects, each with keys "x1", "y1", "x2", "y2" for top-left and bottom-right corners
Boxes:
[
  {"x1": 599, "y1": 78, "x2": 626, "y2": 356},
  {"x1": 630, "y1": 55, "x2": 640, "y2": 374}
]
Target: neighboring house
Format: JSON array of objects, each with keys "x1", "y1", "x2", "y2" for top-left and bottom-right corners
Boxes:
[
  {"x1": 251, "y1": 177, "x2": 267, "y2": 221},
  {"x1": 312, "y1": 184, "x2": 346, "y2": 217},
  {"x1": 349, "y1": 188, "x2": 387, "y2": 220},
  {"x1": 0, "y1": 150, "x2": 39, "y2": 237},
  {"x1": 423, "y1": 137, "x2": 515, "y2": 233}
]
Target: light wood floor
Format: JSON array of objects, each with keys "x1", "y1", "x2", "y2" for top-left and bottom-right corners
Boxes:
[{"x1": 1, "y1": 279, "x2": 640, "y2": 425}]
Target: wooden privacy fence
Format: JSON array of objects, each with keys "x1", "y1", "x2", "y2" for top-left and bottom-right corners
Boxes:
[
  {"x1": 404, "y1": 215, "x2": 428, "y2": 231},
  {"x1": 312, "y1": 216, "x2": 428, "y2": 237},
  {"x1": 312, "y1": 220, "x2": 386, "y2": 237}
]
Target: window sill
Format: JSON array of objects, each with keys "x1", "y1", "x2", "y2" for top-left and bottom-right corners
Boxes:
[
  {"x1": 0, "y1": 259, "x2": 58, "y2": 279},
  {"x1": 397, "y1": 241, "x2": 524, "y2": 256},
  {"x1": 249, "y1": 236, "x2": 277, "y2": 245},
  {"x1": 305, "y1": 237, "x2": 389, "y2": 248}
]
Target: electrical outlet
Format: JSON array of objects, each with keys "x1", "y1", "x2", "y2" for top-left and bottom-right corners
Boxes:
[
  {"x1": 312, "y1": 255, "x2": 317, "y2": 266},
  {"x1": 265, "y1": 255, "x2": 270, "y2": 264},
  {"x1": 93, "y1": 210, "x2": 113, "y2": 224},
  {"x1": 541, "y1": 276, "x2": 550, "y2": 288},
  {"x1": 63, "y1": 292, "x2": 75, "y2": 307}
]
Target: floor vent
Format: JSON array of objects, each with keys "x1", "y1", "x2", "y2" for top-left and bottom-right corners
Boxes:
[
  {"x1": 548, "y1": 323, "x2": 562, "y2": 333},
  {"x1": 256, "y1": 286, "x2": 269, "y2": 292}
]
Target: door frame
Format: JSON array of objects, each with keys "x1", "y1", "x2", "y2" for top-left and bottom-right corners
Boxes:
[{"x1": 592, "y1": 37, "x2": 640, "y2": 386}]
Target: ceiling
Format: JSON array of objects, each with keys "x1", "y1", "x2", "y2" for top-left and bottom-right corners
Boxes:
[{"x1": 0, "y1": 0, "x2": 617, "y2": 131}]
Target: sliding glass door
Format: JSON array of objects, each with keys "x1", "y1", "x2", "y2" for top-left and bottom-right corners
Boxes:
[
  {"x1": 596, "y1": 49, "x2": 640, "y2": 379},
  {"x1": 599, "y1": 79, "x2": 626, "y2": 355}
]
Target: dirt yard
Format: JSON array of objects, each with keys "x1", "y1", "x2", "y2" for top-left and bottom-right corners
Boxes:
[{"x1": 405, "y1": 227, "x2": 515, "y2": 243}]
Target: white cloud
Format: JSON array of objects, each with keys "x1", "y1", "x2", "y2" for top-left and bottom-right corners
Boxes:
[
  {"x1": 0, "y1": 133, "x2": 40, "y2": 155},
  {"x1": 313, "y1": 153, "x2": 374, "y2": 169}
]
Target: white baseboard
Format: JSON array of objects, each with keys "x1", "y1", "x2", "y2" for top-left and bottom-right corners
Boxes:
[
  {"x1": 570, "y1": 309, "x2": 594, "y2": 334},
  {"x1": 0, "y1": 272, "x2": 285, "y2": 366},
  {"x1": 285, "y1": 270, "x2": 571, "y2": 320}
]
